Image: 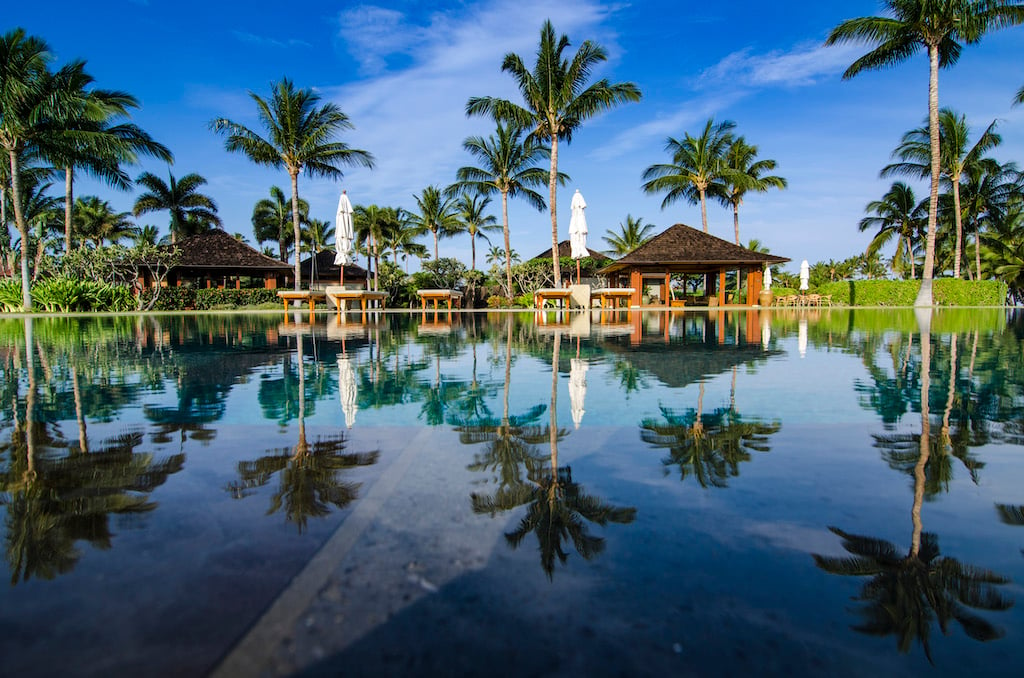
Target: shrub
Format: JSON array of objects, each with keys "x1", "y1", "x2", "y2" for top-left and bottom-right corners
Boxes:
[
  {"x1": 816, "y1": 279, "x2": 1007, "y2": 306},
  {"x1": 31, "y1": 276, "x2": 134, "y2": 312},
  {"x1": 933, "y1": 279, "x2": 1006, "y2": 306},
  {"x1": 0, "y1": 279, "x2": 23, "y2": 311},
  {"x1": 487, "y1": 295, "x2": 512, "y2": 308}
]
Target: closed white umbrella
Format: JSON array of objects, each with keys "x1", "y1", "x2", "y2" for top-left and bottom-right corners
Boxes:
[
  {"x1": 338, "y1": 354, "x2": 358, "y2": 428},
  {"x1": 569, "y1": 189, "x2": 588, "y2": 283},
  {"x1": 569, "y1": 357, "x2": 588, "y2": 429},
  {"x1": 798, "y1": 317, "x2": 807, "y2": 358},
  {"x1": 334, "y1": 191, "x2": 355, "y2": 283},
  {"x1": 763, "y1": 265, "x2": 772, "y2": 289},
  {"x1": 799, "y1": 259, "x2": 809, "y2": 292},
  {"x1": 761, "y1": 315, "x2": 771, "y2": 349}
]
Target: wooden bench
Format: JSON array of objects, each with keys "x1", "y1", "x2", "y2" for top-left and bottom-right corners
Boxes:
[
  {"x1": 534, "y1": 288, "x2": 574, "y2": 309},
  {"x1": 591, "y1": 288, "x2": 635, "y2": 309},
  {"x1": 277, "y1": 290, "x2": 326, "y2": 314},
  {"x1": 417, "y1": 289, "x2": 463, "y2": 310},
  {"x1": 325, "y1": 286, "x2": 387, "y2": 315}
]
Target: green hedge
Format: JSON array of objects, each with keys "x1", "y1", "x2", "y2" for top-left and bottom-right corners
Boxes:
[
  {"x1": 816, "y1": 279, "x2": 1007, "y2": 306},
  {"x1": 143, "y1": 287, "x2": 279, "y2": 311}
]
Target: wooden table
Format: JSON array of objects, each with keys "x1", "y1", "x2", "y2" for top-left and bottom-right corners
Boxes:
[
  {"x1": 277, "y1": 290, "x2": 326, "y2": 313},
  {"x1": 533, "y1": 288, "x2": 574, "y2": 309},
  {"x1": 417, "y1": 289, "x2": 463, "y2": 310}
]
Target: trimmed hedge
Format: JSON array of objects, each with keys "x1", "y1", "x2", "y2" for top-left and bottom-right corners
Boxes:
[
  {"x1": 816, "y1": 279, "x2": 1007, "y2": 306},
  {"x1": 142, "y1": 287, "x2": 280, "y2": 311}
]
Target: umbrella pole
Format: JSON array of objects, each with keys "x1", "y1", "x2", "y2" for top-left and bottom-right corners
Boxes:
[
  {"x1": 576, "y1": 259, "x2": 581, "y2": 285},
  {"x1": 340, "y1": 265, "x2": 345, "y2": 285}
]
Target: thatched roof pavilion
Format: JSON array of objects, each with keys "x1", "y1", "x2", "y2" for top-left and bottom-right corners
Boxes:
[
  {"x1": 598, "y1": 224, "x2": 789, "y2": 306},
  {"x1": 161, "y1": 230, "x2": 292, "y2": 289},
  {"x1": 530, "y1": 239, "x2": 612, "y2": 264},
  {"x1": 299, "y1": 250, "x2": 369, "y2": 287}
]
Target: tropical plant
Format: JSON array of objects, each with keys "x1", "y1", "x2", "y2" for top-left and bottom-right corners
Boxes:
[
  {"x1": 466, "y1": 20, "x2": 641, "y2": 283},
  {"x1": 826, "y1": 0, "x2": 1024, "y2": 306},
  {"x1": 252, "y1": 185, "x2": 309, "y2": 262},
  {"x1": 714, "y1": 136, "x2": 786, "y2": 244},
  {"x1": 882, "y1": 108, "x2": 1001, "y2": 278},
  {"x1": 602, "y1": 214, "x2": 655, "y2": 256},
  {"x1": 451, "y1": 191, "x2": 499, "y2": 271},
  {"x1": 641, "y1": 118, "x2": 736, "y2": 234},
  {"x1": 959, "y1": 158, "x2": 1023, "y2": 280},
  {"x1": 411, "y1": 185, "x2": 458, "y2": 261},
  {"x1": 860, "y1": 182, "x2": 927, "y2": 279},
  {"x1": 73, "y1": 196, "x2": 137, "y2": 247},
  {"x1": 210, "y1": 77, "x2": 374, "y2": 290},
  {"x1": 132, "y1": 170, "x2": 221, "y2": 242},
  {"x1": 451, "y1": 123, "x2": 551, "y2": 295}
]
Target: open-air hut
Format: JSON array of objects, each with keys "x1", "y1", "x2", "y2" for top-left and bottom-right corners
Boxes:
[
  {"x1": 597, "y1": 224, "x2": 789, "y2": 307},
  {"x1": 156, "y1": 230, "x2": 293, "y2": 290}
]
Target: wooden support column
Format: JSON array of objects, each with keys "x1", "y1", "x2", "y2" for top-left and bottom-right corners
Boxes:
[
  {"x1": 718, "y1": 269, "x2": 726, "y2": 306},
  {"x1": 664, "y1": 272, "x2": 671, "y2": 306},
  {"x1": 630, "y1": 269, "x2": 642, "y2": 307}
]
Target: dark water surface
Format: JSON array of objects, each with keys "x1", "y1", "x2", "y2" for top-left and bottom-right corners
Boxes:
[{"x1": 2, "y1": 309, "x2": 1024, "y2": 676}]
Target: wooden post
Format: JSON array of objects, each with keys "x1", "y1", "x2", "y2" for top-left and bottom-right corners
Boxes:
[
  {"x1": 630, "y1": 269, "x2": 642, "y2": 307},
  {"x1": 718, "y1": 269, "x2": 726, "y2": 306}
]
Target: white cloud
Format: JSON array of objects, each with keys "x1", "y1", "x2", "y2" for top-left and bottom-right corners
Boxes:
[
  {"x1": 698, "y1": 41, "x2": 863, "y2": 89},
  {"x1": 232, "y1": 31, "x2": 312, "y2": 50}
]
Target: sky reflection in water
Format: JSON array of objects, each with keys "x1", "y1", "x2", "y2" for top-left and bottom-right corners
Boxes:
[{"x1": 1, "y1": 309, "x2": 1023, "y2": 675}]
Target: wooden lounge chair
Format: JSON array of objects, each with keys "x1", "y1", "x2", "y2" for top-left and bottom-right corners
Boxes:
[
  {"x1": 417, "y1": 289, "x2": 463, "y2": 310},
  {"x1": 277, "y1": 289, "x2": 326, "y2": 313},
  {"x1": 533, "y1": 288, "x2": 574, "y2": 309},
  {"x1": 591, "y1": 287, "x2": 634, "y2": 309},
  {"x1": 325, "y1": 286, "x2": 386, "y2": 315}
]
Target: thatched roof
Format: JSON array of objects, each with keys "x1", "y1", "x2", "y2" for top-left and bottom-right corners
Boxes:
[
  {"x1": 299, "y1": 250, "x2": 368, "y2": 283},
  {"x1": 599, "y1": 224, "x2": 788, "y2": 274},
  {"x1": 170, "y1": 230, "x2": 291, "y2": 271},
  {"x1": 531, "y1": 240, "x2": 612, "y2": 263}
]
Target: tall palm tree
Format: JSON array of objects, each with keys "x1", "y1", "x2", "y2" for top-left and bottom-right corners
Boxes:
[
  {"x1": 642, "y1": 118, "x2": 736, "y2": 234},
  {"x1": 466, "y1": 20, "x2": 641, "y2": 283},
  {"x1": 411, "y1": 185, "x2": 458, "y2": 261},
  {"x1": 132, "y1": 170, "x2": 220, "y2": 242},
  {"x1": 602, "y1": 214, "x2": 655, "y2": 256},
  {"x1": 826, "y1": 0, "x2": 1024, "y2": 306},
  {"x1": 0, "y1": 29, "x2": 90, "y2": 308},
  {"x1": 210, "y1": 77, "x2": 375, "y2": 290},
  {"x1": 715, "y1": 136, "x2": 787, "y2": 245},
  {"x1": 452, "y1": 191, "x2": 499, "y2": 271},
  {"x1": 860, "y1": 181, "x2": 928, "y2": 279},
  {"x1": 133, "y1": 224, "x2": 160, "y2": 246},
  {"x1": 73, "y1": 196, "x2": 137, "y2": 247},
  {"x1": 882, "y1": 108, "x2": 1000, "y2": 278},
  {"x1": 451, "y1": 123, "x2": 550, "y2": 295},
  {"x1": 961, "y1": 159, "x2": 1023, "y2": 279},
  {"x1": 302, "y1": 218, "x2": 333, "y2": 254},
  {"x1": 252, "y1": 185, "x2": 309, "y2": 262}
]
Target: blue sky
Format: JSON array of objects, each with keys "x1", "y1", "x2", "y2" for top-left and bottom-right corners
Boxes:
[{"x1": 8, "y1": 0, "x2": 1024, "y2": 274}]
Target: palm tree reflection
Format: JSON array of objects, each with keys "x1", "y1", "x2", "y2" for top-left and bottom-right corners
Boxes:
[
  {"x1": 468, "y1": 329, "x2": 636, "y2": 578},
  {"x1": 814, "y1": 312, "x2": 1012, "y2": 664},
  {"x1": 640, "y1": 383, "x2": 780, "y2": 488},
  {"x1": 227, "y1": 334, "x2": 378, "y2": 533}
]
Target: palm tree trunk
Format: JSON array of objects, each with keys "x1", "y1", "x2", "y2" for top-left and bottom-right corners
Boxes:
[
  {"x1": 471, "y1": 232, "x2": 476, "y2": 271},
  {"x1": 733, "y1": 202, "x2": 740, "y2": 244},
  {"x1": 952, "y1": 174, "x2": 963, "y2": 279},
  {"x1": 699, "y1": 186, "x2": 708, "y2": 233},
  {"x1": 432, "y1": 228, "x2": 439, "y2": 261},
  {"x1": 8, "y1": 149, "x2": 32, "y2": 310},
  {"x1": 64, "y1": 167, "x2": 73, "y2": 255},
  {"x1": 974, "y1": 220, "x2": 982, "y2": 280},
  {"x1": 502, "y1": 191, "x2": 512, "y2": 298},
  {"x1": 916, "y1": 43, "x2": 940, "y2": 308},
  {"x1": 911, "y1": 313, "x2": 931, "y2": 559},
  {"x1": 290, "y1": 171, "x2": 302, "y2": 291},
  {"x1": 549, "y1": 334, "x2": 560, "y2": 476},
  {"x1": 549, "y1": 133, "x2": 561, "y2": 284}
]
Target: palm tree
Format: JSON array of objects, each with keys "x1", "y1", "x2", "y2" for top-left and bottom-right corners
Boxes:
[
  {"x1": 715, "y1": 136, "x2": 787, "y2": 245},
  {"x1": 452, "y1": 191, "x2": 499, "y2": 270},
  {"x1": 252, "y1": 185, "x2": 309, "y2": 262},
  {"x1": 860, "y1": 182, "x2": 928, "y2": 279},
  {"x1": 378, "y1": 211, "x2": 426, "y2": 270},
  {"x1": 957, "y1": 158, "x2": 1022, "y2": 280},
  {"x1": 73, "y1": 196, "x2": 137, "y2": 247},
  {"x1": 133, "y1": 224, "x2": 160, "y2": 246},
  {"x1": 642, "y1": 118, "x2": 736, "y2": 234},
  {"x1": 15, "y1": 174, "x2": 63, "y2": 279},
  {"x1": 451, "y1": 123, "x2": 550, "y2": 295},
  {"x1": 882, "y1": 108, "x2": 1001, "y2": 278},
  {"x1": 210, "y1": 77, "x2": 375, "y2": 290},
  {"x1": 602, "y1": 214, "x2": 655, "y2": 256},
  {"x1": 466, "y1": 20, "x2": 641, "y2": 283},
  {"x1": 132, "y1": 170, "x2": 221, "y2": 242},
  {"x1": 826, "y1": 0, "x2": 1024, "y2": 306},
  {"x1": 411, "y1": 185, "x2": 458, "y2": 261},
  {"x1": 0, "y1": 29, "x2": 86, "y2": 308},
  {"x1": 354, "y1": 204, "x2": 401, "y2": 290}
]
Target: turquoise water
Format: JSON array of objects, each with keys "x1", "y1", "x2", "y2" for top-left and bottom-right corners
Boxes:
[{"x1": 1, "y1": 309, "x2": 1023, "y2": 676}]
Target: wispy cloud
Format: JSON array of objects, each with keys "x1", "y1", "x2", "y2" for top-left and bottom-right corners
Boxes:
[
  {"x1": 697, "y1": 41, "x2": 863, "y2": 89},
  {"x1": 232, "y1": 31, "x2": 312, "y2": 50}
]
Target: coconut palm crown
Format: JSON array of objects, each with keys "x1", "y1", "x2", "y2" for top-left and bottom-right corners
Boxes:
[
  {"x1": 210, "y1": 78, "x2": 374, "y2": 290},
  {"x1": 466, "y1": 20, "x2": 641, "y2": 283}
]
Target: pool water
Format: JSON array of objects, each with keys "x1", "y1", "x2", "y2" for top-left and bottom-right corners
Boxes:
[{"x1": 1, "y1": 308, "x2": 1023, "y2": 676}]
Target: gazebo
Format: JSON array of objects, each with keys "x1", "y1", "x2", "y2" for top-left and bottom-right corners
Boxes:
[
  {"x1": 156, "y1": 230, "x2": 293, "y2": 289},
  {"x1": 597, "y1": 224, "x2": 789, "y2": 307}
]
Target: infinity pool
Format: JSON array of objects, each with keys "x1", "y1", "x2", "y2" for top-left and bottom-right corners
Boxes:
[{"x1": 1, "y1": 308, "x2": 1023, "y2": 676}]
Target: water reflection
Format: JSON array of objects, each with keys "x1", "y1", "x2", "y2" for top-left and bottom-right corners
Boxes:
[
  {"x1": 228, "y1": 330, "x2": 378, "y2": 533},
  {"x1": 815, "y1": 311, "x2": 1013, "y2": 664}
]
